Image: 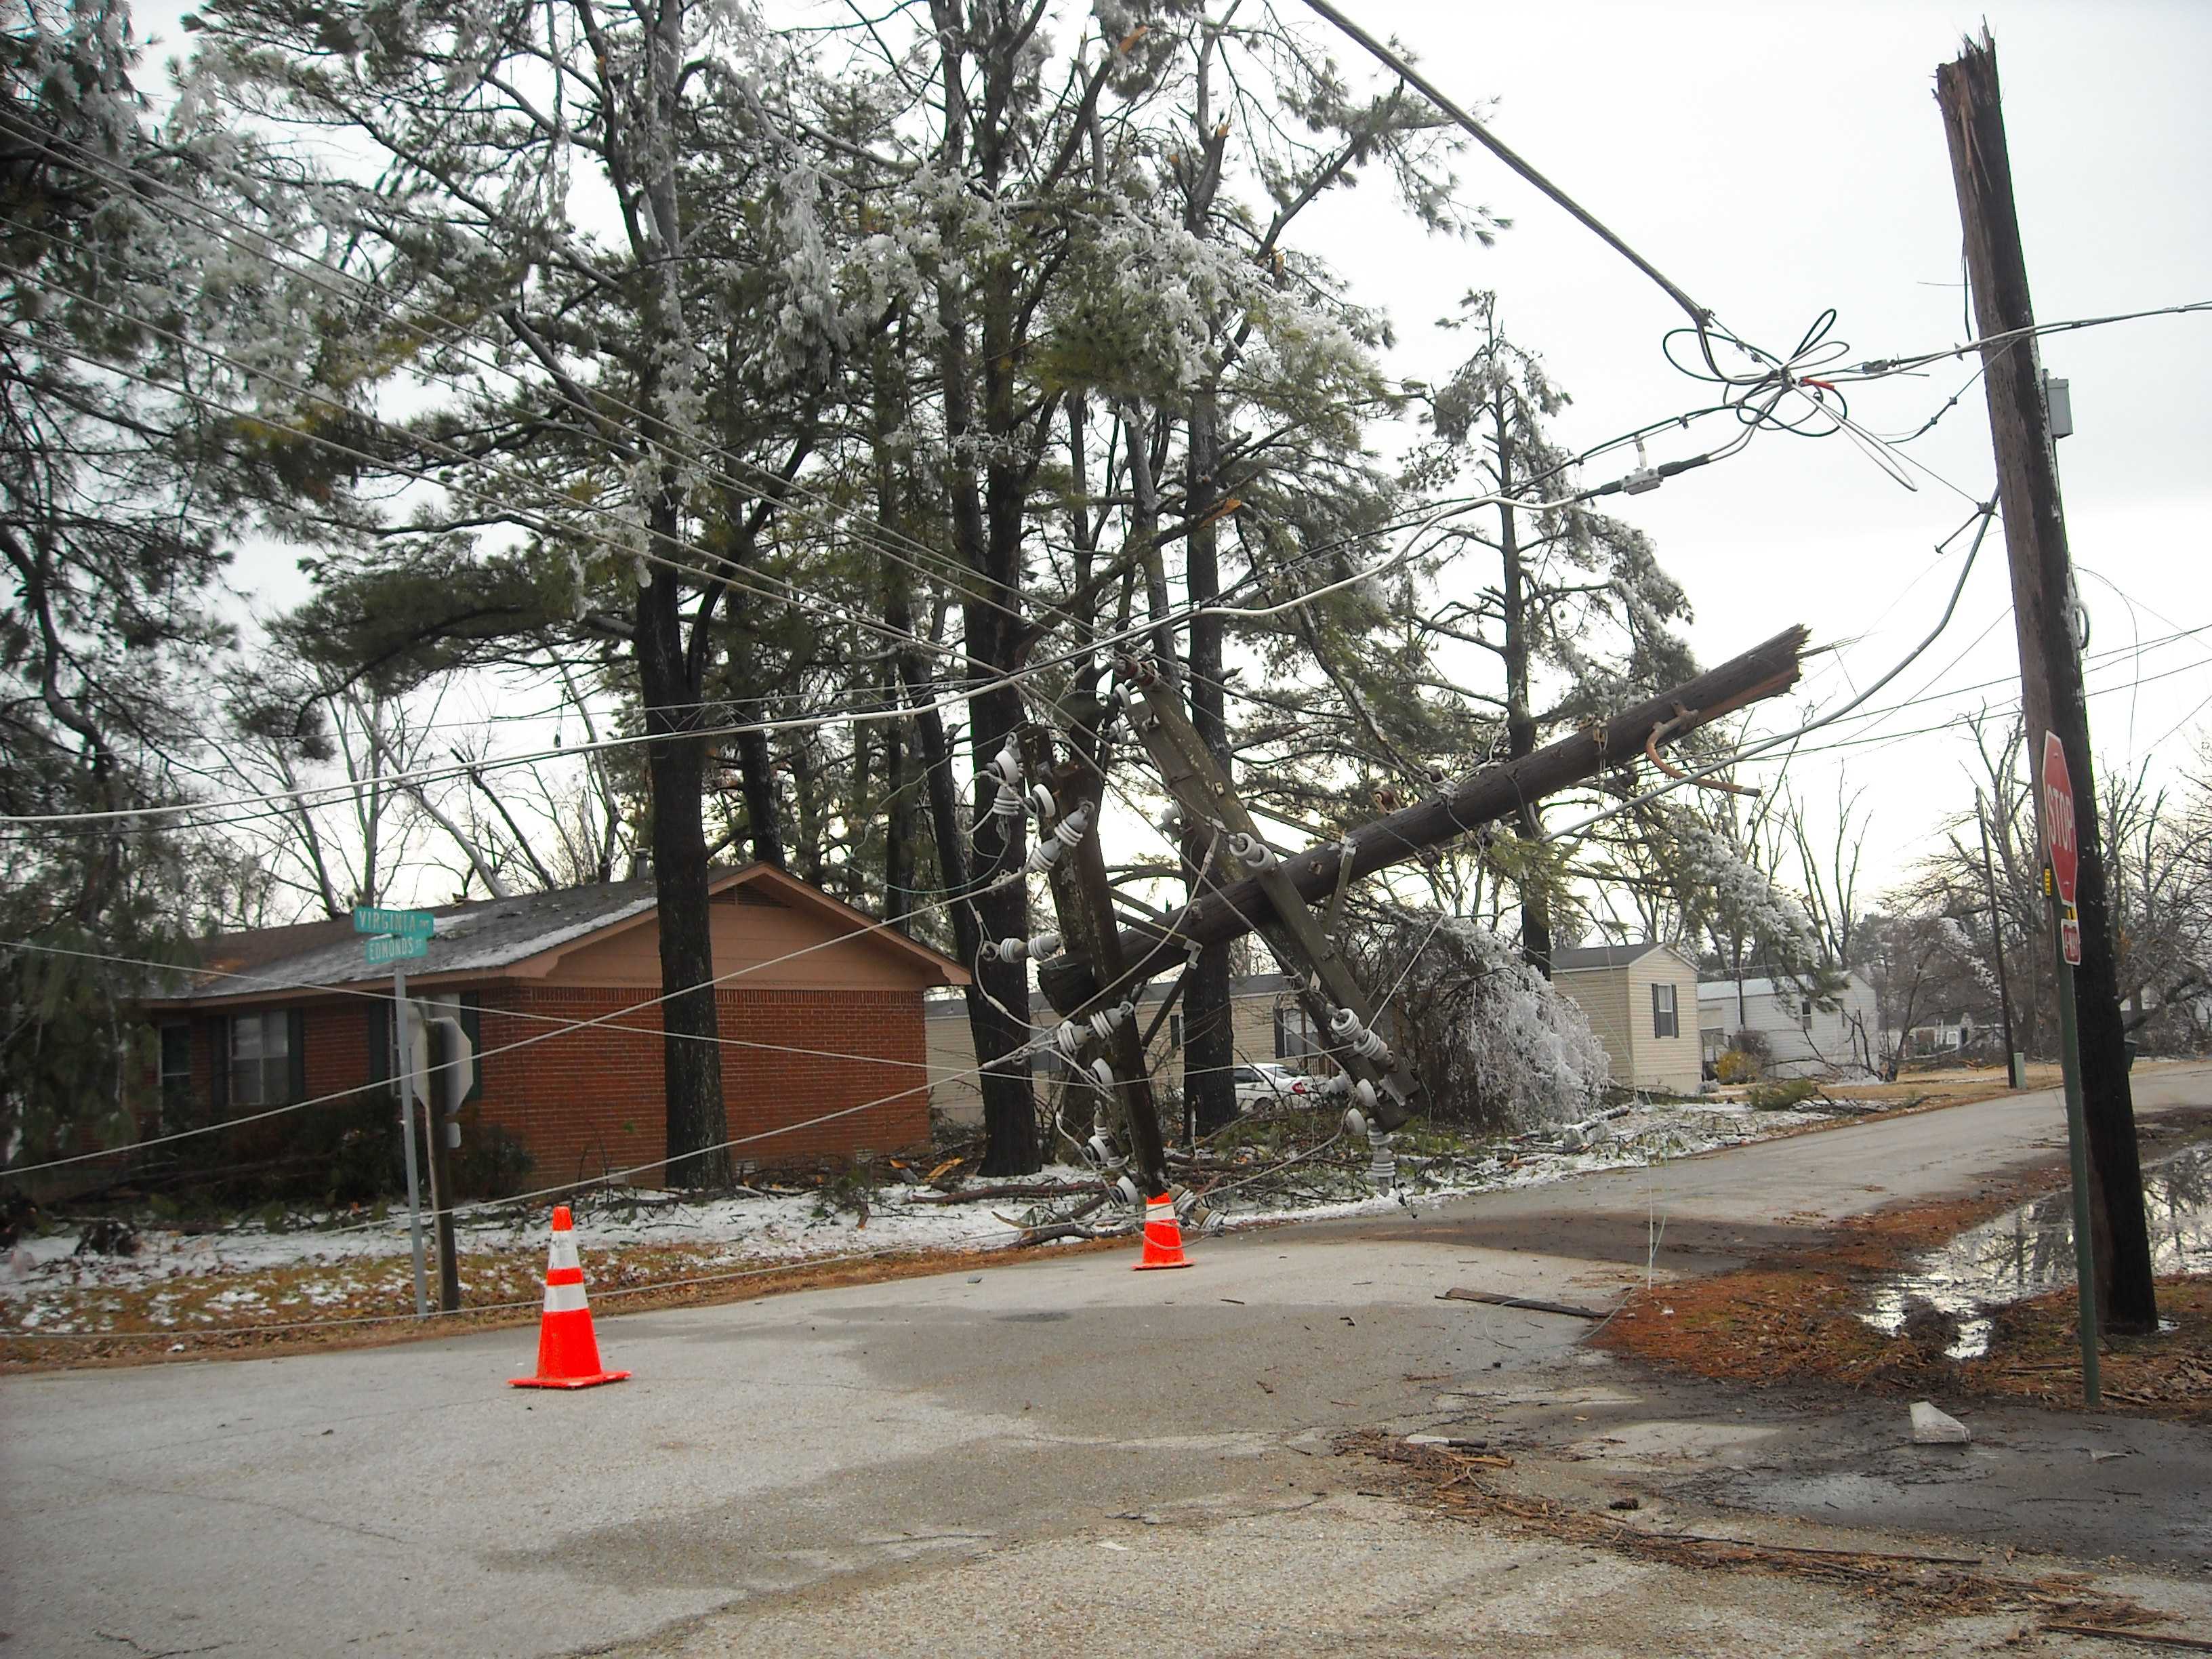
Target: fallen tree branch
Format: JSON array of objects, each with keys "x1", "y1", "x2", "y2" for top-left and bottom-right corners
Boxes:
[
  {"x1": 1099, "y1": 627, "x2": 1810, "y2": 986},
  {"x1": 907, "y1": 1180, "x2": 1107, "y2": 1206},
  {"x1": 2042, "y1": 1626, "x2": 2212, "y2": 1652}
]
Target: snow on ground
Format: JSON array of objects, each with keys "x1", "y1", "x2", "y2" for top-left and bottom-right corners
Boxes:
[{"x1": 1, "y1": 1099, "x2": 1835, "y2": 1333}]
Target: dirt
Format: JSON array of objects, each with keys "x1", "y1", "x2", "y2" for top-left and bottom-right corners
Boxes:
[
  {"x1": 1338, "y1": 1428, "x2": 2180, "y2": 1633},
  {"x1": 1593, "y1": 1116, "x2": 2212, "y2": 1424}
]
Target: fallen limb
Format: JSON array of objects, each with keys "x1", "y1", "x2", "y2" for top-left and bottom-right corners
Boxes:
[
  {"x1": 908, "y1": 1180, "x2": 1106, "y2": 1206},
  {"x1": 1656, "y1": 1532, "x2": 1985, "y2": 1568},
  {"x1": 1439, "y1": 1287, "x2": 1616, "y2": 1321},
  {"x1": 2043, "y1": 1626, "x2": 2212, "y2": 1652},
  {"x1": 1008, "y1": 1222, "x2": 1118, "y2": 1249}
]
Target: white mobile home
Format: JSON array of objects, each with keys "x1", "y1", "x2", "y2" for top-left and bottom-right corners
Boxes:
[
  {"x1": 1551, "y1": 943, "x2": 1703, "y2": 1094},
  {"x1": 1698, "y1": 971, "x2": 1884, "y2": 1079}
]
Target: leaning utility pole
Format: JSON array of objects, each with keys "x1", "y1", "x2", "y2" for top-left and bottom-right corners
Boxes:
[{"x1": 1937, "y1": 31, "x2": 2156, "y2": 1331}]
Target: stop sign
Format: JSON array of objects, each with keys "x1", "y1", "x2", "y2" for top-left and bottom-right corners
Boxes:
[{"x1": 2041, "y1": 731, "x2": 2078, "y2": 906}]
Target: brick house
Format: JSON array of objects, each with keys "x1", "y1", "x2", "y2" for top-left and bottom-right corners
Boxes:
[{"x1": 140, "y1": 865, "x2": 967, "y2": 1189}]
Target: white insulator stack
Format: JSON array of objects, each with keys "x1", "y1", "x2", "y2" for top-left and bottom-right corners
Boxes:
[
  {"x1": 985, "y1": 930, "x2": 1063, "y2": 964},
  {"x1": 1025, "y1": 802, "x2": 1091, "y2": 872},
  {"x1": 984, "y1": 741, "x2": 1024, "y2": 819},
  {"x1": 1086, "y1": 1000, "x2": 1134, "y2": 1042},
  {"x1": 1227, "y1": 831, "x2": 1278, "y2": 872},
  {"x1": 1328, "y1": 1007, "x2": 1394, "y2": 1071},
  {"x1": 1365, "y1": 1122, "x2": 1397, "y2": 1190}
]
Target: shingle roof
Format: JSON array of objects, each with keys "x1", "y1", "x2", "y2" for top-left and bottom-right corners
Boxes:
[
  {"x1": 1551, "y1": 941, "x2": 1673, "y2": 971},
  {"x1": 147, "y1": 865, "x2": 966, "y2": 1005}
]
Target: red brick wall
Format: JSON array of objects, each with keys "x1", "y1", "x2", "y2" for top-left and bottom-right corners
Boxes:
[
  {"x1": 139, "y1": 986, "x2": 927, "y2": 1189},
  {"x1": 473, "y1": 984, "x2": 930, "y2": 1187}
]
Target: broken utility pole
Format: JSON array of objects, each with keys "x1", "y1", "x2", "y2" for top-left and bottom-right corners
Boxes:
[
  {"x1": 1029, "y1": 626, "x2": 1809, "y2": 1148},
  {"x1": 1122, "y1": 663, "x2": 1418, "y2": 1172},
  {"x1": 1019, "y1": 723, "x2": 1174, "y2": 1203},
  {"x1": 1937, "y1": 30, "x2": 2156, "y2": 1332},
  {"x1": 1097, "y1": 627, "x2": 1811, "y2": 1092}
]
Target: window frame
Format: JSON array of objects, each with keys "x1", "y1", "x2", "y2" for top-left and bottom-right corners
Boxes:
[
  {"x1": 1651, "y1": 981, "x2": 1679, "y2": 1040},
  {"x1": 228, "y1": 1009, "x2": 302, "y2": 1110}
]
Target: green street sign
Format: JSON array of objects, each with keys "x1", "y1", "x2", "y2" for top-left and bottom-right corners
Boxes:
[
  {"x1": 354, "y1": 907, "x2": 436, "y2": 939},
  {"x1": 365, "y1": 933, "x2": 430, "y2": 964}
]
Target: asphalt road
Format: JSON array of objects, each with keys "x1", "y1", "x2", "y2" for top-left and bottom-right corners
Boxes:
[{"x1": 5, "y1": 1064, "x2": 2208, "y2": 1659}]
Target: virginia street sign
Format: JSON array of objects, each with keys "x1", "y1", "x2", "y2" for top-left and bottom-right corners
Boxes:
[{"x1": 354, "y1": 906, "x2": 437, "y2": 940}]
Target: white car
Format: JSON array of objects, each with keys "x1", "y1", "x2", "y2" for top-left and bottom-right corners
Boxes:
[{"x1": 1232, "y1": 1063, "x2": 1310, "y2": 1112}]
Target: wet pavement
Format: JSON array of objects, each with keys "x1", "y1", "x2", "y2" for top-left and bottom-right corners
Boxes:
[{"x1": 1864, "y1": 1139, "x2": 2212, "y2": 1357}]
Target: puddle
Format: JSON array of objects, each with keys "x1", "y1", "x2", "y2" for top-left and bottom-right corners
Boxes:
[{"x1": 1863, "y1": 1140, "x2": 2212, "y2": 1357}]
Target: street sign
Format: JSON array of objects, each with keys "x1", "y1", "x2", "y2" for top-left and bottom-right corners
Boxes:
[
  {"x1": 365, "y1": 933, "x2": 429, "y2": 964},
  {"x1": 2040, "y1": 731, "x2": 2078, "y2": 906},
  {"x1": 354, "y1": 906, "x2": 436, "y2": 939}
]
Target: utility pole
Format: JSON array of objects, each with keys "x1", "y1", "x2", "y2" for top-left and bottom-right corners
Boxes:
[
  {"x1": 1937, "y1": 30, "x2": 2156, "y2": 1331},
  {"x1": 392, "y1": 966, "x2": 428, "y2": 1319},
  {"x1": 1977, "y1": 800, "x2": 2021, "y2": 1088},
  {"x1": 423, "y1": 1014, "x2": 462, "y2": 1312},
  {"x1": 1020, "y1": 722, "x2": 1174, "y2": 1202}
]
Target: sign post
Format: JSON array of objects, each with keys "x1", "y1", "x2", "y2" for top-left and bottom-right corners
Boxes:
[
  {"x1": 2040, "y1": 734, "x2": 2100, "y2": 1406},
  {"x1": 356, "y1": 907, "x2": 438, "y2": 1318}
]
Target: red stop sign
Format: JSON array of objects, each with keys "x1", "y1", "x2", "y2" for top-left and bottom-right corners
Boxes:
[{"x1": 2041, "y1": 731, "x2": 2078, "y2": 906}]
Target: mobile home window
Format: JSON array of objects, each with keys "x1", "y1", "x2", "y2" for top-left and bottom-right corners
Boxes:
[
  {"x1": 1275, "y1": 1002, "x2": 1320, "y2": 1061},
  {"x1": 1652, "y1": 982, "x2": 1679, "y2": 1039}
]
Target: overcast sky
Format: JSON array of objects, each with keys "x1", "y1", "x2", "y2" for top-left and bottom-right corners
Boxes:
[
  {"x1": 152, "y1": 0, "x2": 2211, "y2": 908},
  {"x1": 1300, "y1": 1, "x2": 2212, "y2": 888}
]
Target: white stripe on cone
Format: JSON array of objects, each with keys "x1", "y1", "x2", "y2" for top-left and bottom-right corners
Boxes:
[{"x1": 543, "y1": 1282, "x2": 590, "y2": 1315}]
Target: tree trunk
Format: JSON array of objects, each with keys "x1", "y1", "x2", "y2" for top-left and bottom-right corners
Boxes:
[
  {"x1": 734, "y1": 720, "x2": 783, "y2": 869},
  {"x1": 636, "y1": 567, "x2": 730, "y2": 1189},
  {"x1": 1495, "y1": 400, "x2": 1551, "y2": 977},
  {"x1": 1183, "y1": 379, "x2": 1236, "y2": 1135}
]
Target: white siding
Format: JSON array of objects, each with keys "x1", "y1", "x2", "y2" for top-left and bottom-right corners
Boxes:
[
  {"x1": 1555, "y1": 966, "x2": 1631, "y2": 1088},
  {"x1": 1626, "y1": 951, "x2": 1704, "y2": 1094},
  {"x1": 1698, "y1": 972, "x2": 1883, "y2": 1079},
  {"x1": 1556, "y1": 948, "x2": 1702, "y2": 1094}
]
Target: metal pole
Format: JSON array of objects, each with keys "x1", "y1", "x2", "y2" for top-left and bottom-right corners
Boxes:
[
  {"x1": 425, "y1": 1017, "x2": 462, "y2": 1313},
  {"x1": 1978, "y1": 803, "x2": 2021, "y2": 1086},
  {"x1": 393, "y1": 966, "x2": 428, "y2": 1318},
  {"x1": 2050, "y1": 885, "x2": 2101, "y2": 1407}
]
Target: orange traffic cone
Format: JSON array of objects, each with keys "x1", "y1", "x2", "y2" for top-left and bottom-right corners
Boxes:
[
  {"x1": 508, "y1": 1206, "x2": 630, "y2": 1389},
  {"x1": 1132, "y1": 1191, "x2": 1193, "y2": 1271}
]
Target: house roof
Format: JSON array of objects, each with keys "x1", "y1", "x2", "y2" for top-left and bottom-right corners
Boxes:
[
  {"x1": 1551, "y1": 941, "x2": 1684, "y2": 972},
  {"x1": 1696, "y1": 971, "x2": 1871, "y2": 1003},
  {"x1": 148, "y1": 863, "x2": 967, "y2": 1008}
]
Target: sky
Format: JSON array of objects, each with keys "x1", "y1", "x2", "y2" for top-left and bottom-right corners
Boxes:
[
  {"x1": 1296, "y1": 1, "x2": 2212, "y2": 888},
  {"x1": 135, "y1": 0, "x2": 2212, "y2": 912}
]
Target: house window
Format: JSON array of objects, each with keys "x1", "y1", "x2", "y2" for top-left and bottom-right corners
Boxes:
[
  {"x1": 1275, "y1": 1002, "x2": 1321, "y2": 1061},
  {"x1": 1169, "y1": 1013, "x2": 1182, "y2": 1053},
  {"x1": 1652, "y1": 983, "x2": 1679, "y2": 1039},
  {"x1": 1800, "y1": 1001, "x2": 1814, "y2": 1033},
  {"x1": 228, "y1": 1010, "x2": 300, "y2": 1109},
  {"x1": 159, "y1": 1025, "x2": 192, "y2": 1123}
]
